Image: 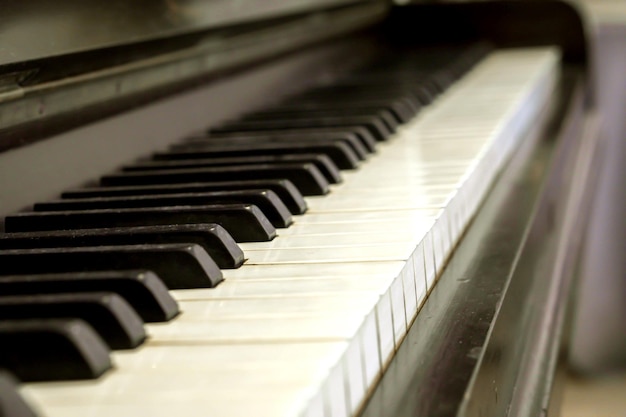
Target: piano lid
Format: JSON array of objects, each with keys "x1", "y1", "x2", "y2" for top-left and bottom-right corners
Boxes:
[{"x1": 0, "y1": 0, "x2": 378, "y2": 68}]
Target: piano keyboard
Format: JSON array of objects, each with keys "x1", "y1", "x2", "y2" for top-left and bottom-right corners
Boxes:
[{"x1": 2, "y1": 46, "x2": 558, "y2": 417}]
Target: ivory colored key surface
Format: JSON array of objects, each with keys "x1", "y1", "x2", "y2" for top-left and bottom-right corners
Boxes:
[{"x1": 22, "y1": 48, "x2": 559, "y2": 417}]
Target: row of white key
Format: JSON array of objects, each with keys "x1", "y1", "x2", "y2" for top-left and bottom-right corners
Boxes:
[{"x1": 22, "y1": 48, "x2": 559, "y2": 417}]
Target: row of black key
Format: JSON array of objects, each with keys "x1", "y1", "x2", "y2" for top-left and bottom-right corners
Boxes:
[{"x1": 0, "y1": 43, "x2": 490, "y2": 416}]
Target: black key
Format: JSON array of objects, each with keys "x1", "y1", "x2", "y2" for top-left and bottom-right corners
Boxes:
[
  {"x1": 0, "y1": 224, "x2": 244, "y2": 269},
  {"x1": 309, "y1": 80, "x2": 438, "y2": 104},
  {"x1": 426, "y1": 73, "x2": 455, "y2": 94},
  {"x1": 211, "y1": 116, "x2": 390, "y2": 143},
  {"x1": 100, "y1": 165, "x2": 330, "y2": 196},
  {"x1": 294, "y1": 88, "x2": 423, "y2": 109},
  {"x1": 283, "y1": 98, "x2": 417, "y2": 123},
  {"x1": 124, "y1": 154, "x2": 343, "y2": 185},
  {"x1": 0, "y1": 292, "x2": 146, "y2": 350},
  {"x1": 34, "y1": 190, "x2": 293, "y2": 228},
  {"x1": 0, "y1": 318, "x2": 111, "y2": 381},
  {"x1": 331, "y1": 67, "x2": 447, "y2": 82},
  {"x1": 184, "y1": 131, "x2": 369, "y2": 159},
  {"x1": 62, "y1": 180, "x2": 307, "y2": 215},
  {"x1": 0, "y1": 370, "x2": 38, "y2": 417},
  {"x1": 243, "y1": 108, "x2": 399, "y2": 132},
  {"x1": 0, "y1": 244, "x2": 223, "y2": 289},
  {"x1": 205, "y1": 127, "x2": 377, "y2": 153},
  {"x1": 157, "y1": 141, "x2": 360, "y2": 170},
  {"x1": 0, "y1": 271, "x2": 178, "y2": 322},
  {"x1": 220, "y1": 116, "x2": 391, "y2": 143},
  {"x1": 5, "y1": 205, "x2": 275, "y2": 243}
]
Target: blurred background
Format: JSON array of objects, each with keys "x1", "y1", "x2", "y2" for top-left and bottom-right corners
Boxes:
[{"x1": 564, "y1": 0, "x2": 626, "y2": 415}]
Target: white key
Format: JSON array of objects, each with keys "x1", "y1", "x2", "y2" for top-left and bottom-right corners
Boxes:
[
  {"x1": 25, "y1": 343, "x2": 349, "y2": 417},
  {"x1": 243, "y1": 244, "x2": 418, "y2": 264},
  {"x1": 176, "y1": 295, "x2": 380, "y2": 318},
  {"x1": 289, "y1": 210, "x2": 441, "y2": 225},
  {"x1": 241, "y1": 230, "x2": 427, "y2": 250}
]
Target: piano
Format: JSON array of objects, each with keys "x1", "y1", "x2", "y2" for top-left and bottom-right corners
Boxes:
[{"x1": 0, "y1": 1, "x2": 602, "y2": 416}]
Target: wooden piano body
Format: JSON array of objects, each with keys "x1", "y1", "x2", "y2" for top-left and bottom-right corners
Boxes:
[{"x1": 0, "y1": 1, "x2": 602, "y2": 416}]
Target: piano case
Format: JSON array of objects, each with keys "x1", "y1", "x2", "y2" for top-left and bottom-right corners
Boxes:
[{"x1": 0, "y1": 1, "x2": 602, "y2": 416}]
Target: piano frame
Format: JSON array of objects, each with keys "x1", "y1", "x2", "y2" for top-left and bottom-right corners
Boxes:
[{"x1": 0, "y1": 1, "x2": 601, "y2": 416}]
